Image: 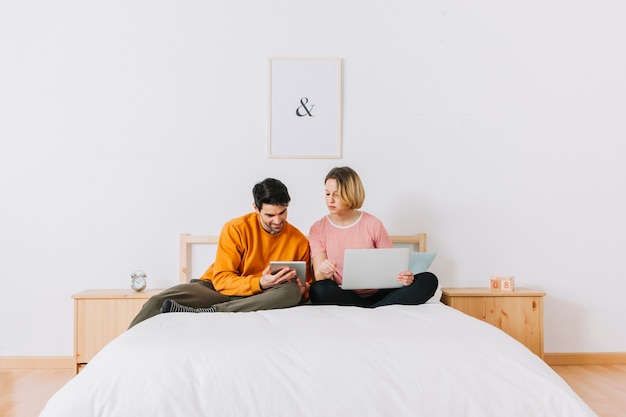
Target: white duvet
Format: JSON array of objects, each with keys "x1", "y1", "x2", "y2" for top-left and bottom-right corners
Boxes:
[{"x1": 40, "y1": 304, "x2": 596, "y2": 417}]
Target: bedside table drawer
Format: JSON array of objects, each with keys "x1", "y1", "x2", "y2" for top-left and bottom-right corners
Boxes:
[
  {"x1": 441, "y1": 287, "x2": 545, "y2": 359},
  {"x1": 73, "y1": 289, "x2": 161, "y2": 372}
]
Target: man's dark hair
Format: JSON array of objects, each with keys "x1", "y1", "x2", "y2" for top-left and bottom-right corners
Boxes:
[{"x1": 253, "y1": 178, "x2": 291, "y2": 209}]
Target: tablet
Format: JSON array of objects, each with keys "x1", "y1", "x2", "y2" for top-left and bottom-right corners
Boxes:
[{"x1": 270, "y1": 261, "x2": 307, "y2": 285}]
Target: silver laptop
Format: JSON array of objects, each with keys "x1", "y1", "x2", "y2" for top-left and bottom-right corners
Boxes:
[{"x1": 340, "y1": 247, "x2": 410, "y2": 290}]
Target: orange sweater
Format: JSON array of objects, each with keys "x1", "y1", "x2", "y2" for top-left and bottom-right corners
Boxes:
[{"x1": 200, "y1": 212, "x2": 311, "y2": 296}]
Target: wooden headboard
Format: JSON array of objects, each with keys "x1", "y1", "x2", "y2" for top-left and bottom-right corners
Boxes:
[{"x1": 179, "y1": 232, "x2": 427, "y2": 283}]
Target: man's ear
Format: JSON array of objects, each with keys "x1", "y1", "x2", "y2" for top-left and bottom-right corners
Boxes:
[{"x1": 253, "y1": 203, "x2": 260, "y2": 213}]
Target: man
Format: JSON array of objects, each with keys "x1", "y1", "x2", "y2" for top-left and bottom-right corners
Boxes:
[{"x1": 129, "y1": 178, "x2": 311, "y2": 328}]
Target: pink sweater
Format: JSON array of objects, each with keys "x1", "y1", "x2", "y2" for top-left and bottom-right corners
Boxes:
[{"x1": 308, "y1": 211, "x2": 393, "y2": 295}]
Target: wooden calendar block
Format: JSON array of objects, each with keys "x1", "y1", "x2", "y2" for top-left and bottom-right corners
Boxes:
[{"x1": 490, "y1": 276, "x2": 515, "y2": 292}]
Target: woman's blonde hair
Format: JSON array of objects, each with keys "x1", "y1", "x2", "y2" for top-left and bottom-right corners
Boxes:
[{"x1": 325, "y1": 166, "x2": 365, "y2": 209}]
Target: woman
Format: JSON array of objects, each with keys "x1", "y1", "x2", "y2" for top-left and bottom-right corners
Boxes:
[{"x1": 308, "y1": 166, "x2": 438, "y2": 307}]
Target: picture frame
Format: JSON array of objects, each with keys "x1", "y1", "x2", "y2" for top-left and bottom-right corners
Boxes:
[{"x1": 267, "y1": 57, "x2": 342, "y2": 159}]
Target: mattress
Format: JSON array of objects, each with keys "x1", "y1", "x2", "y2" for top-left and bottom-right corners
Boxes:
[{"x1": 40, "y1": 303, "x2": 596, "y2": 417}]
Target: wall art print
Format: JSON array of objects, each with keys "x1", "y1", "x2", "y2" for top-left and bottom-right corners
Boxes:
[{"x1": 268, "y1": 57, "x2": 342, "y2": 159}]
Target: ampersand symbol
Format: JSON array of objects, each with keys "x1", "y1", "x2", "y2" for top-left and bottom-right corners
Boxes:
[{"x1": 296, "y1": 97, "x2": 315, "y2": 117}]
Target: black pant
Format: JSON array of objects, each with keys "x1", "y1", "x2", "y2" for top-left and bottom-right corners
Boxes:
[{"x1": 309, "y1": 272, "x2": 439, "y2": 307}]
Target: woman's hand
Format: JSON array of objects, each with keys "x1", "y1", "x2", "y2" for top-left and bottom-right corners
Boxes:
[
  {"x1": 318, "y1": 259, "x2": 337, "y2": 280},
  {"x1": 397, "y1": 271, "x2": 414, "y2": 286},
  {"x1": 312, "y1": 252, "x2": 336, "y2": 281}
]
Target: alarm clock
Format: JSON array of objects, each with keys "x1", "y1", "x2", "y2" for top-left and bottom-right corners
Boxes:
[{"x1": 130, "y1": 270, "x2": 147, "y2": 292}]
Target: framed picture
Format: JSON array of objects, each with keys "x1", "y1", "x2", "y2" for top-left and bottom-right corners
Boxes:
[{"x1": 268, "y1": 57, "x2": 342, "y2": 159}]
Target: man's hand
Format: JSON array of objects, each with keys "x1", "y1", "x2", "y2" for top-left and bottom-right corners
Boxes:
[
  {"x1": 259, "y1": 265, "x2": 297, "y2": 290},
  {"x1": 295, "y1": 276, "x2": 310, "y2": 296}
]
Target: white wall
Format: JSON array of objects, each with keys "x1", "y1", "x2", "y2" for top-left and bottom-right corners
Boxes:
[{"x1": 1, "y1": 0, "x2": 625, "y2": 356}]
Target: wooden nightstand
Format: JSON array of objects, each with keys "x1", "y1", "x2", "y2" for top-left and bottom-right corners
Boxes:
[
  {"x1": 441, "y1": 287, "x2": 546, "y2": 359},
  {"x1": 72, "y1": 289, "x2": 161, "y2": 373}
]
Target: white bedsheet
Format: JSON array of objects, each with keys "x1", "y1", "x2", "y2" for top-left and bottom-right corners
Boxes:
[{"x1": 40, "y1": 304, "x2": 596, "y2": 417}]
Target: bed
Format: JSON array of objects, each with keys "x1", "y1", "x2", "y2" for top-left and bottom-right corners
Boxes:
[{"x1": 39, "y1": 234, "x2": 596, "y2": 417}]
